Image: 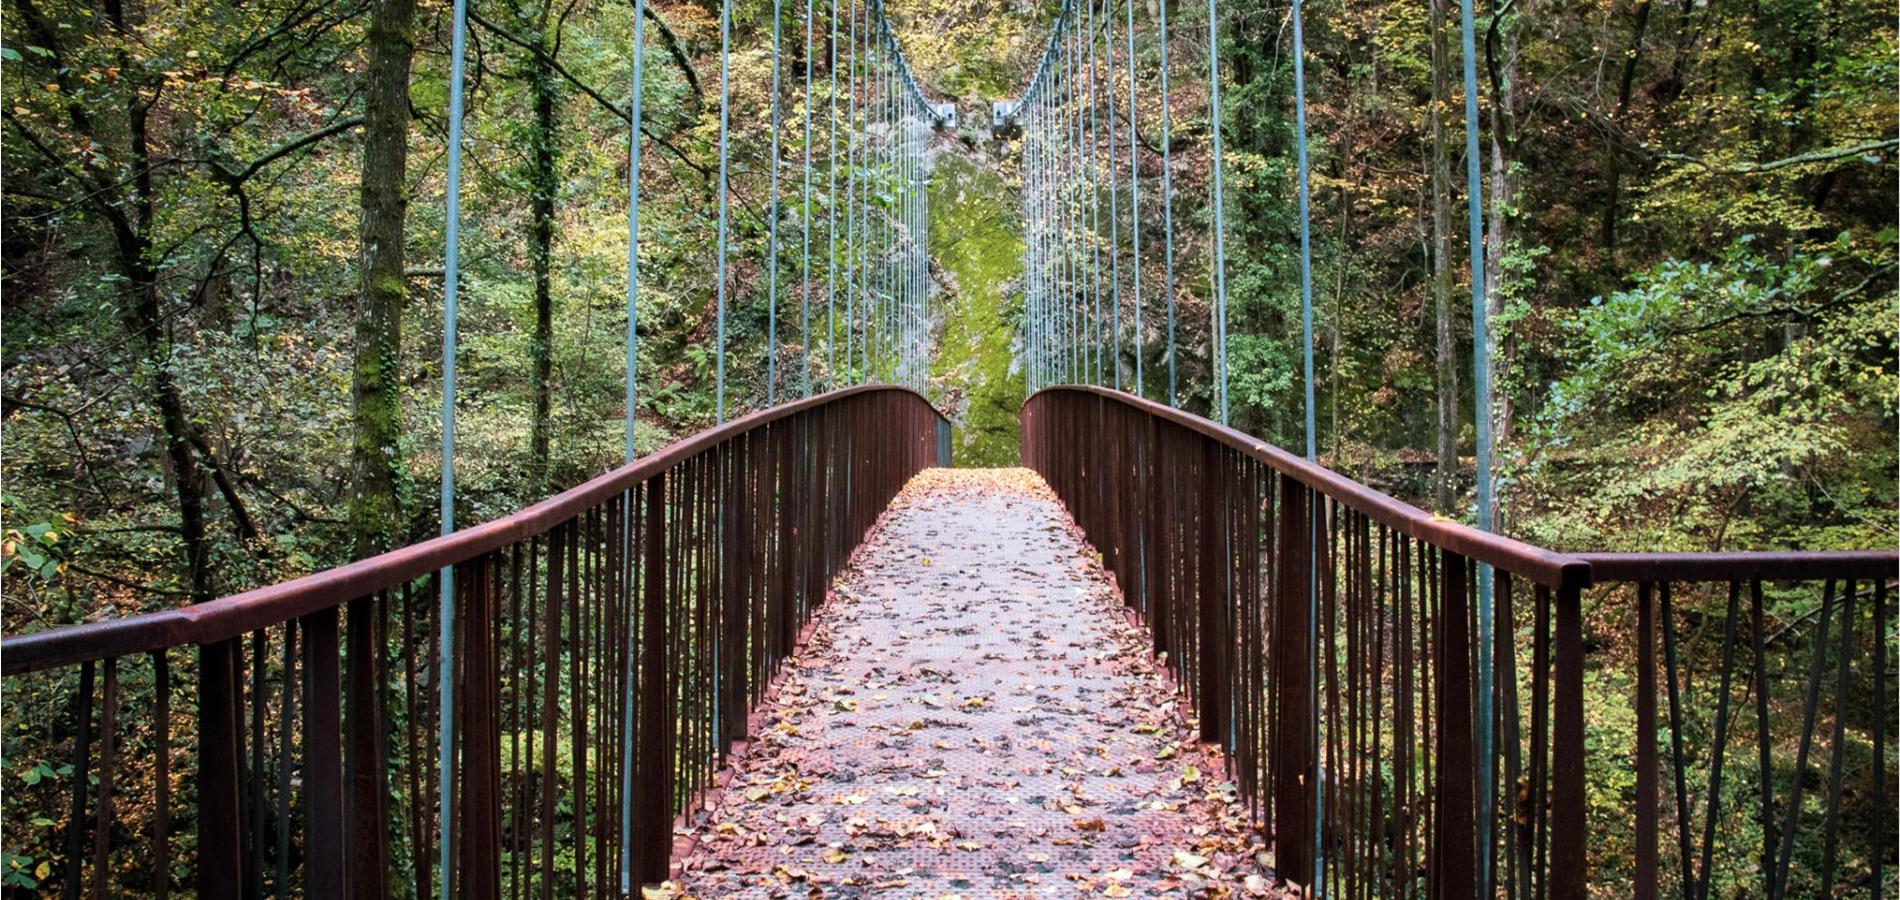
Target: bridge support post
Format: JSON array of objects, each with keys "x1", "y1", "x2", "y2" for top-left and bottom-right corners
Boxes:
[{"x1": 1271, "y1": 475, "x2": 1315, "y2": 889}]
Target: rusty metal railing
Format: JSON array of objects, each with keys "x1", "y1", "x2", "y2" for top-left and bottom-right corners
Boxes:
[
  {"x1": 2, "y1": 385, "x2": 949, "y2": 898},
  {"x1": 1022, "y1": 385, "x2": 1895, "y2": 899}
]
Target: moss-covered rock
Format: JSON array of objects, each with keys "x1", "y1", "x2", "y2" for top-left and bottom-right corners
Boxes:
[{"x1": 928, "y1": 148, "x2": 1024, "y2": 466}]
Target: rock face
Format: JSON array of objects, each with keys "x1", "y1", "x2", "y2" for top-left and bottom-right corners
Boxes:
[{"x1": 927, "y1": 148, "x2": 1027, "y2": 467}]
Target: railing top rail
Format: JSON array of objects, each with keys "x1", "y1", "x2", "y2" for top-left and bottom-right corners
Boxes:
[
  {"x1": 2, "y1": 385, "x2": 947, "y2": 677},
  {"x1": 1031, "y1": 385, "x2": 1594, "y2": 590},
  {"x1": 1031, "y1": 385, "x2": 1899, "y2": 591},
  {"x1": 1578, "y1": 551, "x2": 1896, "y2": 584}
]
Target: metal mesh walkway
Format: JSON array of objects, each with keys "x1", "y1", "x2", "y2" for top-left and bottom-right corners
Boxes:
[{"x1": 672, "y1": 468, "x2": 1277, "y2": 898}]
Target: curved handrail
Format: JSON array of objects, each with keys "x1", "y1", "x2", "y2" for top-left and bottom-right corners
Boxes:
[
  {"x1": 1027, "y1": 385, "x2": 1592, "y2": 589},
  {"x1": 2, "y1": 385, "x2": 948, "y2": 676},
  {"x1": 1027, "y1": 385, "x2": 1896, "y2": 588}
]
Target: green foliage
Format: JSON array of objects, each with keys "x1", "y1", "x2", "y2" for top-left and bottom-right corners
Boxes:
[
  {"x1": 928, "y1": 151, "x2": 1026, "y2": 466},
  {"x1": 1517, "y1": 234, "x2": 1894, "y2": 552}
]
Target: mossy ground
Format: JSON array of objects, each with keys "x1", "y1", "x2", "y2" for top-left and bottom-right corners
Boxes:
[{"x1": 927, "y1": 148, "x2": 1025, "y2": 467}]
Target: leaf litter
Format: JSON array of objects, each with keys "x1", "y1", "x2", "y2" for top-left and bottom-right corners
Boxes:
[{"x1": 669, "y1": 468, "x2": 1284, "y2": 898}]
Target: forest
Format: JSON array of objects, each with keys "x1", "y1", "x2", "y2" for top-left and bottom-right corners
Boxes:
[{"x1": 0, "y1": 0, "x2": 1893, "y2": 891}]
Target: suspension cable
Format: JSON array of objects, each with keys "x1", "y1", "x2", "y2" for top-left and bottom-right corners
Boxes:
[
  {"x1": 1124, "y1": 0, "x2": 1143, "y2": 398},
  {"x1": 1157, "y1": 0, "x2": 1176, "y2": 406},
  {"x1": 713, "y1": 0, "x2": 733, "y2": 422},
  {"x1": 617, "y1": 0, "x2": 647, "y2": 885},
  {"x1": 801, "y1": 0, "x2": 815, "y2": 397},
  {"x1": 1102, "y1": 0, "x2": 1109, "y2": 391},
  {"x1": 435, "y1": 0, "x2": 470, "y2": 886},
  {"x1": 768, "y1": 0, "x2": 784, "y2": 405},
  {"x1": 1205, "y1": 0, "x2": 1229, "y2": 423},
  {"x1": 1290, "y1": 0, "x2": 1322, "y2": 889},
  {"x1": 1085, "y1": 0, "x2": 1104, "y2": 386},
  {"x1": 826, "y1": 0, "x2": 840, "y2": 384},
  {"x1": 847, "y1": 0, "x2": 862, "y2": 382},
  {"x1": 1461, "y1": 0, "x2": 1496, "y2": 887}
]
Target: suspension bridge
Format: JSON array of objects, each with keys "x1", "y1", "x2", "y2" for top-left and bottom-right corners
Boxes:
[{"x1": 2, "y1": 0, "x2": 1892, "y2": 896}]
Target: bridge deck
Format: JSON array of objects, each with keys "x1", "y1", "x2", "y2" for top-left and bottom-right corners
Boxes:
[{"x1": 672, "y1": 469, "x2": 1277, "y2": 898}]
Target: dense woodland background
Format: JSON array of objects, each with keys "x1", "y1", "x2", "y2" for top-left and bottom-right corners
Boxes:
[{"x1": 0, "y1": 0, "x2": 1893, "y2": 890}]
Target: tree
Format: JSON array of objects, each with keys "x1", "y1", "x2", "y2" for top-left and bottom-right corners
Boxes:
[
  {"x1": 350, "y1": 0, "x2": 419, "y2": 558},
  {"x1": 1428, "y1": 0, "x2": 1460, "y2": 512}
]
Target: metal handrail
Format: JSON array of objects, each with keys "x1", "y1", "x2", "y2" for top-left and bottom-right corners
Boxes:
[
  {"x1": 1031, "y1": 385, "x2": 1595, "y2": 588},
  {"x1": 1, "y1": 385, "x2": 949, "y2": 675},
  {"x1": 1022, "y1": 384, "x2": 1897, "y2": 900}
]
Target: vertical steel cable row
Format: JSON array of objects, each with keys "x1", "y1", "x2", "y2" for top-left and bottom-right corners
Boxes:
[
  {"x1": 826, "y1": 0, "x2": 839, "y2": 385},
  {"x1": 1048, "y1": 30, "x2": 1061, "y2": 386},
  {"x1": 1085, "y1": 0, "x2": 1105, "y2": 385},
  {"x1": 1061, "y1": 23, "x2": 1078, "y2": 383},
  {"x1": 767, "y1": 0, "x2": 784, "y2": 406},
  {"x1": 801, "y1": 0, "x2": 814, "y2": 397},
  {"x1": 1124, "y1": 0, "x2": 1144, "y2": 398},
  {"x1": 868, "y1": 37, "x2": 881, "y2": 381},
  {"x1": 855, "y1": 0, "x2": 870, "y2": 382},
  {"x1": 1024, "y1": 88, "x2": 1040, "y2": 391},
  {"x1": 843, "y1": 0, "x2": 859, "y2": 383},
  {"x1": 1156, "y1": 0, "x2": 1176, "y2": 406},
  {"x1": 714, "y1": 0, "x2": 733, "y2": 423},
  {"x1": 1102, "y1": 0, "x2": 1124, "y2": 391},
  {"x1": 1032, "y1": 47, "x2": 1044, "y2": 389}
]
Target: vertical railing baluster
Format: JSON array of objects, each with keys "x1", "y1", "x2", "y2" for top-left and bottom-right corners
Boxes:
[
  {"x1": 1874, "y1": 578, "x2": 1889, "y2": 900},
  {"x1": 1549, "y1": 581, "x2": 1587, "y2": 900},
  {"x1": 634, "y1": 472, "x2": 671, "y2": 886},
  {"x1": 1635, "y1": 581, "x2": 1659, "y2": 900},
  {"x1": 461, "y1": 556, "x2": 502, "y2": 899},
  {"x1": 89, "y1": 656, "x2": 116, "y2": 900},
  {"x1": 302, "y1": 606, "x2": 343, "y2": 898},
  {"x1": 1198, "y1": 439, "x2": 1224, "y2": 743},
  {"x1": 1816, "y1": 578, "x2": 1858, "y2": 897},
  {"x1": 1272, "y1": 473, "x2": 1313, "y2": 887},
  {"x1": 1434, "y1": 551, "x2": 1476, "y2": 897},
  {"x1": 64, "y1": 659, "x2": 94, "y2": 900},
  {"x1": 346, "y1": 595, "x2": 390, "y2": 898},
  {"x1": 1769, "y1": 578, "x2": 1837, "y2": 898},
  {"x1": 276, "y1": 621, "x2": 296, "y2": 897},
  {"x1": 153, "y1": 650, "x2": 172, "y2": 900},
  {"x1": 199, "y1": 641, "x2": 244, "y2": 897},
  {"x1": 248, "y1": 630, "x2": 265, "y2": 899}
]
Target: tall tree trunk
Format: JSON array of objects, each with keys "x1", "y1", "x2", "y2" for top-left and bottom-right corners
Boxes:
[
  {"x1": 1598, "y1": 0, "x2": 1652, "y2": 258},
  {"x1": 1429, "y1": 0, "x2": 1459, "y2": 513},
  {"x1": 1485, "y1": 0, "x2": 1521, "y2": 531},
  {"x1": 95, "y1": 0, "x2": 218, "y2": 603},
  {"x1": 349, "y1": 0, "x2": 418, "y2": 558},
  {"x1": 527, "y1": 25, "x2": 558, "y2": 495}
]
